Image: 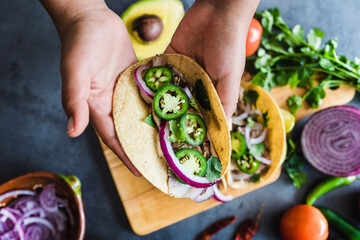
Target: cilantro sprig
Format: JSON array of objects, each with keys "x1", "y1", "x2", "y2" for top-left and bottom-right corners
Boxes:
[
  {"x1": 206, "y1": 156, "x2": 222, "y2": 183},
  {"x1": 249, "y1": 8, "x2": 360, "y2": 115}
]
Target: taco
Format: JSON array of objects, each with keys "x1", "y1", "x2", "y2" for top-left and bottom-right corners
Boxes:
[
  {"x1": 225, "y1": 83, "x2": 286, "y2": 188},
  {"x1": 113, "y1": 54, "x2": 230, "y2": 202}
]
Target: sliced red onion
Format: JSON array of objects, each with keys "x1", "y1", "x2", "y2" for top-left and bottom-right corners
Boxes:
[
  {"x1": 253, "y1": 155, "x2": 272, "y2": 165},
  {"x1": 0, "y1": 191, "x2": 35, "y2": 203},
  {"x1": 39, "y1": 184, "x2": 57, "y2": 213},
  {"x1": 249, "y1": 129, "x2": 267, "y2": 146},
  {"x1": 301, "y1": 106, "x2": 360, "y2": 176},
  {"x1": 134, "y1": 65, "x2": 154, "y2": 104},
  {"x1": 0, "y1": 230, "x2": 19, "y2": 240},
  {"x1": 195, "y1": 187, "x2": 215, "y2": 203},
  {"x1": 250, "y1": 109, "x2": 262, "y2": 116},
  {"x1": 213, "y1": 184, "x2": 233, "y2": 203},
  {"x1": 232, "y1": 112, "x2": 248, "y2": 126},
  {"x1": 0, "y1": 209, "x2": 17, "y2": 224},
  {"x1": 183, "y1": 86, "x2": 193, "y2": 99},
  {"x1": 159, "y1": 121, "x2": 220, "y2": 188},
  {"x1": 23, "y1": 217, "x2": 55, "y2": 237},
  {"x1": 189, "y1": 188, "x2": 206, "y2": 201},
  {"x1": 24, "y1": 225, "x2": 50, "y2": 240}
]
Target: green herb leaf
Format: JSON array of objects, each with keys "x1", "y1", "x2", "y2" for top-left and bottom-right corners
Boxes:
[
  {"x1": 247, "y1": 117, "x2": 255, "y2": 128},
  {"x1": 304, "y1": 85, "x2": 326, "y2": 109},
  {"x1": 144, "y1": 114, "x2": 156, "y2": 128},
  {"x1": 289, "y1": 172, "x2": 307, "y2": 188},
  {"x1": 249, "y1": 143, "x2": 265, "y2": 157},
  {"x1": 307, "y1": 28, "x2": 324, "y2": 49},
  {"x1": 243, "y1": 90, "x2": 259, "y2": 107},
  {"x1": 189, "y1": 98, "x2": 200, "y2": 112},
  {"x1": 195, "y1": 80, "x2": 211, "y2": 110},
  {"x1": 292, "y1": 24, "x2": 304, "y2": 39},
  {"x1": 275, "y1": 71, "x2": 290, "y2": 86},
  {"x1": 206, "y1": 156, "x2": 222, "y2": 183},
  {"x1": 262, "y1": 111, "x2": 270, "y2": 128},
  {"x1": 250, "y1": 174, "x2": 261, "y2": 183},
  {"x1": 169, "y1": 120, "x2": 185, "y2": 143},
  {"x1": 285, "y1": 153, "x2": 307, "y2": 188},
  {"x1": 287, "y1": 95, "x2": 303, "y2": 115},
  {"x1": 319, "y1": 58, "x2": 335, "y2": 71},
  {"x1": 288, "y1": 71, "x2": 299, "y2": 89}
]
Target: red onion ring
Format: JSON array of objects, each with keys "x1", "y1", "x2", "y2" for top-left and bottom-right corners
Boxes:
[
  {"x1": 232, "y1": 112, "x2": 248, "y2": 126},
  {"x1": 159, "y1": 121, "x2": 220, "y2": 188},
  {"x1": 183, "y1": 86, "x2": 193, "y2": 99},
  {"x1": 134, "y1": 65, "x2": 154, "y2": 104},
  {"x1": 253, "y1": 155, "x2": 271, "y2": 165},
  {"x1": 0, "y1": 190, "x2": 35, "y2": 203},
  {"x1": 245, "y1": 126, "x2": 251, "y2": 148},
  {"x1": 195, "y1": 187, "x2": 215, "y2": 203},
  {"x1": 213, "y1": 184, "x2": 233, "y2": 203},
  {"x1": 23, "y1": 217, "x2": 56, "y2": 237},
  {"x1": 249, "y1": 129, "x2": 267, "y2": 146},
  {"x1": 301, "y1": 106, "x2": 360, "y2": 176}
]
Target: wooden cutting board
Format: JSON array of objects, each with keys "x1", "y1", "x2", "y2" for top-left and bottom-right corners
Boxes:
[{"x1": 99, "y1": 84, "x2": 355, "y2": 235}]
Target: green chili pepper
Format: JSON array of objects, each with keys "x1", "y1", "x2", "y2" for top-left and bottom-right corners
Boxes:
[
  {"x1": 144, "y1": 66, "x2": 173, "y2": 91},
  {"x1": 231, "y1": 132, "x2": 247, "y2": 159},
  {"x1": 153, "y1": 84, "x2": 189, "y2": 120},
  {"x1": 236, "y1": 154, "x2": 260, "y2": 174},
  {"x1": 306, "y1": 176, "x2": 357, "y2": 205},
  {"x1": 174, "y1": 148, "x2": 208, "y2": 183},
  {"x1": 179, "y1": 113, "x2": 207, "y2": 146},
  {"x1": 318, "y1": 207, "x2": 360, "y2": 240}
]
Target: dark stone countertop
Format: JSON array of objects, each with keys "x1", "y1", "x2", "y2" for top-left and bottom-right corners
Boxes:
[{"x1": 0, "y1": 0, "x2": 359, "y2": 239}]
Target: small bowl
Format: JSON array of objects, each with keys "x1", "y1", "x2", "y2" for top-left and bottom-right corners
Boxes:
[{"x1": 0, "y1": 171, "x2": 85, "y2": 240}]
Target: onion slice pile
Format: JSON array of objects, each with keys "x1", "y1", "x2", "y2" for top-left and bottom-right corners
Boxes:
[
  {"x1": 0, "y1": 184, "x2": 73, "y2": 240},
  {"x1": 301, "y1": 106, "x2": 360, "y2": 176},
  {"x1": 159, "y1": 121, "x2": 220, "y2": 188},
  {"x1": 134, "y1": 65, "x2": 154, "y2": 104}
]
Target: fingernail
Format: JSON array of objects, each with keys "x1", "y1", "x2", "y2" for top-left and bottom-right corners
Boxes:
[{"x1": 66, "y1": 116, "x2": 74, "y2": 134}]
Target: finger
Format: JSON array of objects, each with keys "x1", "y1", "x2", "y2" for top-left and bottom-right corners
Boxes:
[
  {"x1": 60, "y1": 57, "x2": 90, "y2": 138},
  {"x1": 215, "y1": 73, "x2": 241, "y2": 121},
  {"x1": 89, "y1": 102, "x2": 142, "y2": 177}
]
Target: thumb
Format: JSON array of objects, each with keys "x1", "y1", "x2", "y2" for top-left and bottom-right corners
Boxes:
[
  {"x1": 60, "y1": 56, "x2": 90, "y2": 138},
  {"x1": 215, "y1": 74, "x2": 241, "y2": 122}
]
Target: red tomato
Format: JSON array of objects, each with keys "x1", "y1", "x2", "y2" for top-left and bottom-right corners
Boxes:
[
  {"x1": 280, "y1": 205, "x2": 328, "y2": 240},
  {"x1": 246, "y1": 18, "x2": 263, "y2": 57}
]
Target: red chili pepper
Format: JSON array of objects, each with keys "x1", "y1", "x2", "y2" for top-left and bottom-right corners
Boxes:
[
  {"x1": 234, "y1": 204, "x2": 264, "y2": 240},
  {"x1": 197, "y1": 216, "x2": 237, "y2": 240}
]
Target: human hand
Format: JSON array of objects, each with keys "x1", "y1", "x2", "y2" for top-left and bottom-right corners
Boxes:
[
  {"x1": 41, "y1": 0, "x2": 141, "y2": 176},
  {"x1": 166, "y1": 0, "x2": 259, "y2": 120}
]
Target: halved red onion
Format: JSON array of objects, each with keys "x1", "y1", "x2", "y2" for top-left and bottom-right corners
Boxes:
[
  {"x1": 159, "y1": 121, "x2": 220, "y2": 188},
  {"x1": 134, "y1": 65, "x2": 154, "y2": 104},
  {"x1": 301, "y1": 106, "x2": 360, "y2": 176},
  {"x1": 249, "y1": 129, "x2": 267, "y2": 146},
  {"x1": 253, "y1": 155, "x2": 271, "y2": 165},
  {"x1": 0, "y1": 190, "x2": 35, "y2": 203},
  {"x1": 195, "y1": 187, "x2": 215, "y2": 203},
  {"x1": 213, "y1": 184, "x2": 233, "y2": 203}
]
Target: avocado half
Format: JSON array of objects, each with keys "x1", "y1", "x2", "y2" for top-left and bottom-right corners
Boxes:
[{"x1": 122, "y1": 0, "x2": 184, "y2": 60}]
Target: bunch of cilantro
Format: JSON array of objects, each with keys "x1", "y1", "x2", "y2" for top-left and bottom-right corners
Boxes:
[{"x1": 247, "y1": 8, "x2": 360, "y2": 115}]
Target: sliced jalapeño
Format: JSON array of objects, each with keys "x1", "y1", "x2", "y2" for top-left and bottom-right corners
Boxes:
[
  {"x1": 180, "y1": 113, "x2": 207, "y2": 146},
  {"x1": 174, "y1": 148, "x2": 207, "y2": 183},
  {"x1": 153, "y1": 84, "x2": 189, "y2": 120},
  {"x1": 231, "y1": 132, "x2": 247, "y2": 159},
  {"x1": 144, "y1": 66, "x2": 173, "y2": 91},
  {"x1": 236, "y1": 154, "x2": 260, "y2": 174}
]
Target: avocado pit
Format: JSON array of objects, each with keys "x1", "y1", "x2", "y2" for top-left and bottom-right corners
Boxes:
[{"x1": 132, "y1": 15, "x2": 163, "y2": 42}]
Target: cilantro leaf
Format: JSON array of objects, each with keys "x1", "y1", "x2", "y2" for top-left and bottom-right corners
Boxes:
[
  {"x1": 206, "y1": 156, "x2": 222, "y2": 183},
  {"x1": 292, "y1": 24, "x2": 304, "y2": 39},
  {"x1": 249, "y1": 143, "x2": 265, "y2": 157},
  {"x1": 243, "y1": 90, "x2": 259, "y2": 107},
  {"x1": 289, "y1": 172, "x2": 307, "y2": 188},
  {"x1": 169, "y1": 120, "x2": 185, "y2": 143},
  {"x1": 246, "y1": 117, "x2": 255, "y2": 128},
  {"x1": 304, "y1": 85, "x2": 326, "y2": 109},
  {"x1": 288, "y1": 71, "x2": 299, "y2": 89},
  {"x1": 189, "y1": 98, "x2": 200, "y2": 112},
  {"x1": 287, "y1": 95, "x2": 303, "y2": 115},
  {"x1": 262, "y1": 111, "x2": 270, "y2": 128},
  {"x1": 319, "y1": 58, "x2": 335, "y2": 71},
  {"x1": 144, "y1": 114, "x2": 156, "y2": 128},
  {"x1": 307, "y1": 28, "x2": 324, "y2": 49},
  {"x1": 250, "y1": 174, "x2": 261, "y2": 183},
  {"x1": 285, "y1": 153, "x2": 307, "y2": 188}
]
